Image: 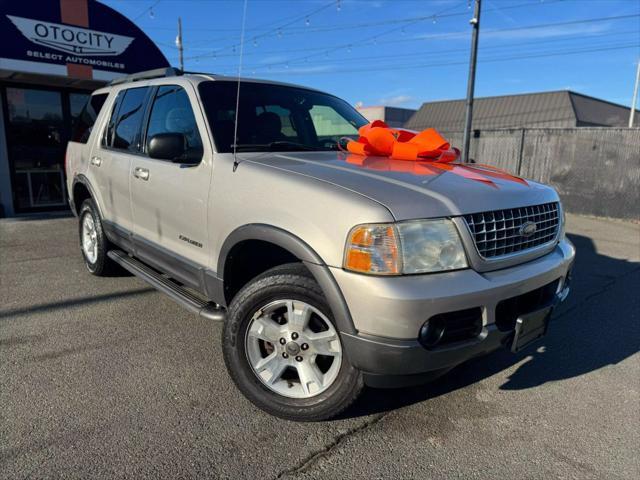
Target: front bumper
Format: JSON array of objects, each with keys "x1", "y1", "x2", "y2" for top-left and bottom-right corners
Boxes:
[{"x1": 333, "y1": 238, "x2": 575, "y2": 383}]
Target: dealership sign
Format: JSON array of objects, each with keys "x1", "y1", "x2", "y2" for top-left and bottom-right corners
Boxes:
[
  {"x1": 7, "y1": 15, "x2": 134, "y2": 56},
  {"x1": 0, "y1": 0, "x2": 168, "y2": 79}
]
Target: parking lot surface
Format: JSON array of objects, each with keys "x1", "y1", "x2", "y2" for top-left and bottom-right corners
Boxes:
[{"x1": 1, "y1": 213, "x2": 638, "y2": 479}]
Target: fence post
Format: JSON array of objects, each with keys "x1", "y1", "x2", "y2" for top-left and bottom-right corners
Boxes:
[{"x1": 516, "y1": 128, "x2": 526, "y2": 176}]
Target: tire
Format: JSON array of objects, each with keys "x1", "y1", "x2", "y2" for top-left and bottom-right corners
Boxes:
[
  {"x1": 222, "y1": 263, "x2": 364, "y2": 421},
  {"x1": 78, "y1": 198, "x2": 117, "y2": 276}
]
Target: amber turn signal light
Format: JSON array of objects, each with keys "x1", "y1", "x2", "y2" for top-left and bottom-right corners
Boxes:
[{"x1": 344, "y1": 224, "x2": 401, "y2": 275}]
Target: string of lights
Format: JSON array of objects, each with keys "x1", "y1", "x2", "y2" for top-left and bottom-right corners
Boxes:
[
  {"x1": 181, "y1": 0, "x2": 569, "y2": 61},
  {"x1": 177, "y1": 13, "x2": 640, "y2": 74},
  {"x1": 196, "y1": 0, "x2": 341, "y2": 55},
  {"x1": 180, "y1": 29, "x2": 638, "y2": 71}
]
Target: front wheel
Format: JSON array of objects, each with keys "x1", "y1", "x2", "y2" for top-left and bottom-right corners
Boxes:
[{"x1": 222, "y1": 263, "x2": 364, "y2": 421}]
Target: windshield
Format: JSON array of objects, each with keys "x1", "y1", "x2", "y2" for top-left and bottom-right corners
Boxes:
[{"x1": 198, "y1": 81, "x2": 368, "y2": 152}]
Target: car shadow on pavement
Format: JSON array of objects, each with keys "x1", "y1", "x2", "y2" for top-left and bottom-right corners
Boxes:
[
  {"x1": 0, "y1": 287, "x2": 155, "y2": 320},
  {"x1": 343, "y1": 233, "x2": 640, "y2": 418}
]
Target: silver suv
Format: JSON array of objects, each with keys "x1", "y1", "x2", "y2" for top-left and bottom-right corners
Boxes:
[{"x1": 66, "y1": 68, "x2": 574, "y2": 421}]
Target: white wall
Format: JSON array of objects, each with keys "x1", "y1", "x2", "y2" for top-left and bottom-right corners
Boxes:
[{"x1": 356, "y1": 106, "x2": 385, "y2": 123}]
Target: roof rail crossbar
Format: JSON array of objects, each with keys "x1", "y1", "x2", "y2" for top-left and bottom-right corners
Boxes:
[{"x1": 110, "y1": 67, "x2": 183, "y2": 86}]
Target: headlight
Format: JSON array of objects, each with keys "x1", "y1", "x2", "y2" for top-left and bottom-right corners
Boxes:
[
  {"x1": 397, "y1": 219, "x2": 468, "y2": 273},
  {"x1": 558, "y1": 203, "x2": 566, "y2": 240},
  {"x1": 344, "y1": 219, "x2": 468, "y2": 275}
]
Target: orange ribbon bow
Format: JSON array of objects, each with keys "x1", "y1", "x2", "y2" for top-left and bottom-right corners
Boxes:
[
  {"x1": 345, "y1": 120, "x2": 458, "y2": 162},
  {"x1": 342, "y1": 121, "x2": 529, "y2": 188}
]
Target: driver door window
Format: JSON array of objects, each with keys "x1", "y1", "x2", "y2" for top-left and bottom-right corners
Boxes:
[{"x1": 145, "y1": 85, "x2": 203, "y2": 161}]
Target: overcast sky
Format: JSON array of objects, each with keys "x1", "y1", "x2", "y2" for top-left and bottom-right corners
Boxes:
[{"x1": 103, "y1": 0, "x2": 640, "y2": 109}]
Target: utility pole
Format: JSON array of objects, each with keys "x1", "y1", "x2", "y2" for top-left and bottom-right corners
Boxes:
[
  {"x1": 461, "y1": 0, "x2": 481, "y2": 163},
  {"x1": 176, "y1": 17, "x2": 184, "y2": 71},
  {"x1": 629, "y1": 58, "x2": 639, "y2": 128}
]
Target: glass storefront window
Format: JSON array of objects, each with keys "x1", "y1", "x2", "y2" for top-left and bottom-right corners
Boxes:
[
  {"x1": 4, "y1": 87, "x2": 86, "y2": 212},
  {"x1": 70, "y1": 93, "x2": 91, "y2": 119}
]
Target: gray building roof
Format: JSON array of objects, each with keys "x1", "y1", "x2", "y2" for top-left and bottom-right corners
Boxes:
[{"x1": 404, "y1": 91, "x2": 638, "y2": 132}]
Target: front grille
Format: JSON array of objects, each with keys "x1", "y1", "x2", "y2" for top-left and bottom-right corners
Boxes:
[{"x1": 464, "y1": 202, "x2": 559, "y2": 259}]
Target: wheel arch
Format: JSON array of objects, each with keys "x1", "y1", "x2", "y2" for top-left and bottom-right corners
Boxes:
[
  {"x1": 71, "y1": 175, "x2": 102, "y2": 219},
  {"x1": 217, "y1": 224, "x2": 356, "y2": 335}
]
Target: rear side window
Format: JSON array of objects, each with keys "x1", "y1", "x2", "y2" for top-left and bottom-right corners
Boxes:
[
  {"x1": 145, "y1": 85, "x2": 203, "y2": 160},
  {"x1": 71, "y1": 93, "x2": 107, "y2": 143},
  {"x1": 105, "y1": 87, "x2": 149, "y2": 151},
  {"x1": 102, "y1": 92, "x2": 123, "y2": 148}
]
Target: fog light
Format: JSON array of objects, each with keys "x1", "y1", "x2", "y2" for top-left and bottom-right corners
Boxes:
[{"x1": 419, "y1": 318, "x2": 446, "y2": 348}]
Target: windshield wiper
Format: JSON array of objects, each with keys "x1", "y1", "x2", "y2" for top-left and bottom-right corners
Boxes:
[{"x1": 232, "y1": 141, "x2": 320, "y2": 152}]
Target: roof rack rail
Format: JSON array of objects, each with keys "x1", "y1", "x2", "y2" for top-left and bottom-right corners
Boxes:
[
  {"x1": 109, "y1": 67, "x2": 183, "y2": 86},
  {"x1": 181, "y1": 70, "x2": 218, "y2": 76}
]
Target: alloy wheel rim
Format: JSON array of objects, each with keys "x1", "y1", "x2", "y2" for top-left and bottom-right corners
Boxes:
[
  {"x1": 82, "y1": 214, "x2": 98, "y2": 264},
  {"x1": 245, "y1": 299, "x2": 342, "y2": 399}
]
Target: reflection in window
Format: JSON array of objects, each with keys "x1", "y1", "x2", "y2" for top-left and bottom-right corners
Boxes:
[
  {"x1": 198, "y1": 81, "x2": 368, "y2": 152},
  {"x1": 70, "y1": 93, "x2": 91, "y2": 119},
  {"x1": 7, "y1": 88, "x2": 63, "y2": 122},
  {"x1": 6, "y1": 88, "x2": 64, "y2": 147},
  {"x1": 72, "y1": 93, "x2": 107, "y2": 144},
  {"x1": 310, "y1": 105, "x2": 358, "y2": 138},
  {"x1": 146, "y1": 85, "x2": 203, "y2": 160},
  {"x1": 113, "y1": 87, "x2": 148, "y2": 151}
]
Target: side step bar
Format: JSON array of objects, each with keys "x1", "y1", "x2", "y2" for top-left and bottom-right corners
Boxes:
[{"x1": 107, "y1": 250, "x2": 225, "y2": 322}]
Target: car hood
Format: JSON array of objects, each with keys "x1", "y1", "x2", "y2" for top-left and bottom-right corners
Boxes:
[{"x1": 241, "y1": 151, "x2": 559, "y2": 220}]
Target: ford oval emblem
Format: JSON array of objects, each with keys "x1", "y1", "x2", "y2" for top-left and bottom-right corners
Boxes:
[{"x1": 519, "y1": 221, "x2": 537, "y2": 237}]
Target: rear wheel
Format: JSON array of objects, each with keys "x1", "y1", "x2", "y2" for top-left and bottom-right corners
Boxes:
[
  {"x1": 78, "y1": 199, "x2": 117, "y2": 276},
  {"x1": 222, "y1": 263, "x2": 363, "y2": 421}
]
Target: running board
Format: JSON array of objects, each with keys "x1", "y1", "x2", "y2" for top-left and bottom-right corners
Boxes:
[{"x1": 107, "y1": 250, "x2": 225, "y2": 322}]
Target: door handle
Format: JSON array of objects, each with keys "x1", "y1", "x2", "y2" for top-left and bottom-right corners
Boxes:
[
  {"x1": 133, "y1": 167, "x2": 150, "y2": 181},
  {"x1": 90, "y1": 156, "x2": 102, "y2": 167}
]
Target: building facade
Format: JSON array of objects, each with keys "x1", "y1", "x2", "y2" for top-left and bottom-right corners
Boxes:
[
  {"x1": 0, "y1": 0, "x2": 168, "y2": 217},
  {"x1": 405, "y1": 91, "x2": 639, "y2": 133}
]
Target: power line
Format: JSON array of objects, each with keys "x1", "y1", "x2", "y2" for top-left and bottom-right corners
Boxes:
[
  {"x1": 256, "y1": 43, "x2": 639, "y2": 76},
  {"x1": 184, "y1": 0, "x2": 470, "y2": 60},
  {"x1": 181, "y1": 0, "x2": 580, "y2": 62},
  {"x1": 174, "y1": 0, "x2": 568, "y2": 48},
  {"x1": 193, "y1": 13, "x2": 640, "y2": 70},
  {"x1": 200, "y1": 1, "x2": 340, "y2": 57},
  {"x1": 142, "y1": 1, "x2": 342, "y2": 32},
  {"x1": 180, "y1": 30, "x2": 637, "y2": 69},
  {"x1": 133, "y1": 0, "x2": 161, "y2": 22}
]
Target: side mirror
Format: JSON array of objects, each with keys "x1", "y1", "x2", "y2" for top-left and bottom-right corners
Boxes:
[{"x1": 148, "y1": 133, "x2": 187, "y2": 162}]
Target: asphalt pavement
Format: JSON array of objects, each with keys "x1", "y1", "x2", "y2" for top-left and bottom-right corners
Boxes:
[{"x1": 1, "y1": 213, "x2": 638, "y2": 479}]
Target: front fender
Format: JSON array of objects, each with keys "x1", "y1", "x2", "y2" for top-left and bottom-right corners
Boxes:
[{"x1": 217, "y1": 224, "x2": 357, "y2": 335}]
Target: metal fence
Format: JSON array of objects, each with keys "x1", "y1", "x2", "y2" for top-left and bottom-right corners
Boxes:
[{"x1": 443, "y1": 128, "x2": 640, "y2": 220}]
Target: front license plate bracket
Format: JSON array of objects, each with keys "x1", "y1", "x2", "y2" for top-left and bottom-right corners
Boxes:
[{"x1": 511, "y1": 306, "x2": 552, "y2": 353}]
